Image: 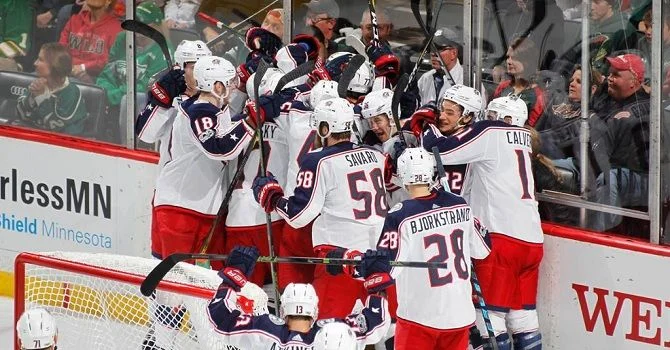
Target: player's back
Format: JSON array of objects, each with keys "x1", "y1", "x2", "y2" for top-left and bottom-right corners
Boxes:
[
  {"x1": 424, "y1": 120, "x2": 542, "y2": 243},
  {"x1": 382, "y1": 190, "x2": 489, "y2": 330},
  {"x1": 154, "y1": 99, "x2": 240, "y2": 215},
  {"x1": 275, "y1": 100, "x2": 317, "y2": 197},
  {"x1": 278, "y1": 142, "x2": 387, "y2": 251},
  {"x1": 226, "y1": 121, "x2": 288, "y2": 227}
]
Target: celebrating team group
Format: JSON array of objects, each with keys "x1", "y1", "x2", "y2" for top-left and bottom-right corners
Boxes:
[{"x1": 129, "y1": 17, "x2": 544, "y2": 349}]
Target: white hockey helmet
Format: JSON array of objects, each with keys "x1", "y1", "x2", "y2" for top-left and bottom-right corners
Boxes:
[
  {"x1": 397, "y1": 148, "x2": 436, "y2": 186},
  {"x1": 360, "y1": 88, "x2": 393, "y2": 119},
  {"x1": 309, "y1": 80, "x2": 339, "y2": 109},
  {"x1": 312, "y1": 98, "x2": 355, "y2": 138},
  {"x1": 246, "y1": 67, "x2": 283, "y2": 100},
  {"x1": 439, "y1": 84, "x2": 483, "y2": 121},
  {"x1": 280, "y1": 283, "x2": 319, "y2": 320},
  {"x1": 193, "y1": 55, "x2": 238, "y2": 96},
  {"x1": 485, "y1": 96, "x2": 528, "y2": 126},
  {"x1": 347, "y1": 60, "x2": 375, "y2": 95},
  {"x1": 174, "y1": 40, "x2": 212, "y2": 69},
  {"x1": 313, "y1": 322, "x2": 358, "y2": 350},
  {"x1": 17, "y1": 308, "x2": 57, "y2": 350},
  {"x1": 237, "y1": 282, "x2": 269, "y2": 316}
]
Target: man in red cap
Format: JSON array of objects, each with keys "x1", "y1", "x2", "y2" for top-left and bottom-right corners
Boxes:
[{"x1": 587, "y1": 53, "x2": 650, "y2": 232}]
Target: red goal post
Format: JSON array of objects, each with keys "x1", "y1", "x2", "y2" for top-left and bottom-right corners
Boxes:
[{"x1": 14, "y1": 251, "x2": 226, "y2": 350}]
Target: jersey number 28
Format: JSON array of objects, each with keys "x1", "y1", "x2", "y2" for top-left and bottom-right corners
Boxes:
[{"x1": 424, "y1": 229, "x2": 468, "y2": 287}]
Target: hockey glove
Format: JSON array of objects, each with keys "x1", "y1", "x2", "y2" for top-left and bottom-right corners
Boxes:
[
  {"x1": 149, "y1": 68, "x2": 186, "y2": 108},
  {"x1": 409, "y1": 103, "x2": 439, "y2": 138},
  {"x1": 359, "y1": 249, "x2": 394, "y2": 293},
  {"x1": 399, "y1": 89, "x2": 419, "y2": 120},
  {"x1": 252, "y1": 172, "x2": 285, "y2": 213},
  {"x1": 292, "y1": 34, "x2": 321, "y2": 60},
  {"x1": 245, "y1": 95, "x2": 282, "y2": 129},
  {"x1": 219, "y1": 245, "x2": 260, "y2": 290},
  {"x1": 325, "y1": 248, "x2": 363, "y2": 276},
  {"x1": 236, "y1": 54, "x2": 272, "y2": 92},
  {"x1": 383, "y1": 154, "x2": 395, "y2": 182},
  {"x1": 366, "y1": 44, "x2": 400, "y2": 82},
  {"x1": 245, "y1": 27, "x2": 283, "y2": 57}
]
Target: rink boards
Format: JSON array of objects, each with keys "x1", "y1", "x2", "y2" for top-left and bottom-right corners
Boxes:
[{"x1": 2, "y1": 125, "x2": 670, "y2": 349}]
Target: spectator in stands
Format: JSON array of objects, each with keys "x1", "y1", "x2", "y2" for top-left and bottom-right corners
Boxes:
[
  {"x1": 588, "y1": 53, "x2": 650, "y2": 232},
  {"x1": 359, "y1": 8, "x2": 393, "y2": 46},
  {"x1": 493, "y1": 37, "x2": 546, "y2": 127},
  {"x1": 0, "y1": 0, "x2": 35, "y2": 68},
  {"x1": 96, "y1": 1, "x2": 172, "y2": 144},
  {"x1": 417, "y1": 26, "x2": 464, "y2": 106},
  {"x1": 304, "y1": 0, "x2": 340, "y2": 55},
  {"x1": 501, "y1": 0, "x2": 565, "y2": 70},
  {"x1": 59, "y1": 0, "x2": 121, "y2": 84},
  {"x1": 588, "y1": 0, "x2": 638, "y2": 72},
  {"x1": 635, "y1": 9, "x2": 652, "y2": 62},
  {"x1": 16, "y1": 42, "x2": 87, "y2": 134},
  {"x1": 164, "y1": 0, "x2": 201, "y2": 29}
]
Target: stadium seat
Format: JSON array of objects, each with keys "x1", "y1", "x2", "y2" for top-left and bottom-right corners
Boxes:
[{"x1": 0, "y1": 71, "x2": 108, "y2": 141}]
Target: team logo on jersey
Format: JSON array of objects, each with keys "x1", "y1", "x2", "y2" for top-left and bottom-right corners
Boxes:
[
  {"x1": 316, "y1": 318, "x2": 336, "y2": 327},
  {"x1": 199, "y1": 128, "x2": 215, "y2": 142},
  {"x1": 268, "y1": 314, "x2": 285, "y2": 325},
  {"x1": 388, "y1": 202, "x2": 403, "y2": 214}
]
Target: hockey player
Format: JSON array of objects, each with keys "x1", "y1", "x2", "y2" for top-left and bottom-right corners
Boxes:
[
  {"x1": 16, "y1": 308, "x2": 58, "y2": 350},
  {"x1": 373, "y1": 148, "x2": 490, "y2": 349},
  {"x1": 313, "y1": 322, "x2": 358, "y2": 350},
  {"x1": 359, "y1": 88, "x2": 415, "y2": 207},
  {"x1": 273, "y1": 80, "x2": 340, "y2": 290},
  {"x1": 485, "y1": 96, "x2": 528, "y2": 127},
  {"x1": 207, "y1": 246, "x2": 390, "y2": 349},
  {"x1": 252, "y1": 97, "x2": 388, "y2": 319},
  {"x1": 136, "y1": 39, "x2": 212, "y2": 169},
  {"x1": 224, "y1": 67, "x2": 287, "y2": 287},
  {"x1": 411, "y1": 85, "x2": 543, "y2": 349}
]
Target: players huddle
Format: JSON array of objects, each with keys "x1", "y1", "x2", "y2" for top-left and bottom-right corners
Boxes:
[{"x1": 85, "y1": 28, "x2": 544, "y2": 350}]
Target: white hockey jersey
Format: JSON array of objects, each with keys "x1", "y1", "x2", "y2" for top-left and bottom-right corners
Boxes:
[
  {"x1": 378, "y1": 190, "x2": 490, "y2": 330},
  {"x1": 422, "y1": 120, "x2": 543, "y2": 243},
  {"x1": 153, "y1": 97, "x2": 254, "y2": 215},
  {"x1": 274, "y1": 100, "x2": 317, "y2": 197},
  {"x1": 136, "y1": 96, "x2": 188, "y2": 168},
  {"x1": 275, "y1": 142, "x2": 388, "y2": 252},
  {"x1": 225, "y1": 121, "x2": 288, "y2": 227}
]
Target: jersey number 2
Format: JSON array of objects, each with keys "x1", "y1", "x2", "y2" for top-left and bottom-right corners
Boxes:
[
  {"x1": 423, "y1": 229, "x2": 468, "y2": 287},
  {"x1": 347, "y1": 168, "x2": 387, "y2": 219}
]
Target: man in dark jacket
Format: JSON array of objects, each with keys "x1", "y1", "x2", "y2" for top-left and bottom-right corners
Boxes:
[{"x1": 588, "y1": 53, "x2": 649, "y2": 231}]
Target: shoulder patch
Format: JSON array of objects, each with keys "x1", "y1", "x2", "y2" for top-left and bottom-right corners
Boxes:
[
  {"x1": 268, "y1": 314, "x2": 285, "y2": 325},
  {"x1": 198, "y1": 128, "x2": 215, "y2": 142},
  {"x1": 316, "y1": 318, "x2": 337, "y2": 327},
  {"x1": 388, "y1": 202, "x2": 403, "y2": 214}
]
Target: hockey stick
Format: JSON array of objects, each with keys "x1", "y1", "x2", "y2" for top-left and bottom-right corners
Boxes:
[
  {"x1": 345, "y1": 35, "x2": 367, "y2": 57},
  {"x1": 392, "y1": 73, "x2": 410, "y2": 147},
  {"x1": 432, "y1": 146, "x2": 497, "y2": 349},
  {"x1": 471, "y1": 269, "x2": 499, "y2": 350},
  {"x1": 202, "y1": 0, "x2": 280, "y2": 47},
  {"x1": 253, "y1": 60, "x2": 282, "y2": 315},
  {"x1": 337, "y1": 54, "x2": 366, "y2": 99},
  {"x1": 368, "y1": 0, "x2": 381, "y2": 47},
  {"x1": 198, "y1": 12, "x2": 246, "y2": 39},
  {"x1": 141, "y1": 253, "x2": 452, "y2": 296},
  {"x1": 121, "y1": 20, "x2": 172, "y2": 70},
  {"x1": 409, "y1": 0, "x2": 455, "y2": 87},
  {"x1": 273, "y1": 60, "x2": 316, "y2": 94}
]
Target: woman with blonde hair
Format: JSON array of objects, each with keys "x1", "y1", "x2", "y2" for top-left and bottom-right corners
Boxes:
[{"x1": 16, "y1": 42, "x2": 87, "y2": 135}]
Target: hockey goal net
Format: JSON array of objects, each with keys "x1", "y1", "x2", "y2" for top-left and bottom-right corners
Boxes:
[{"x1": 14, "y1": 251, "x2": 231, "y2": 350}]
